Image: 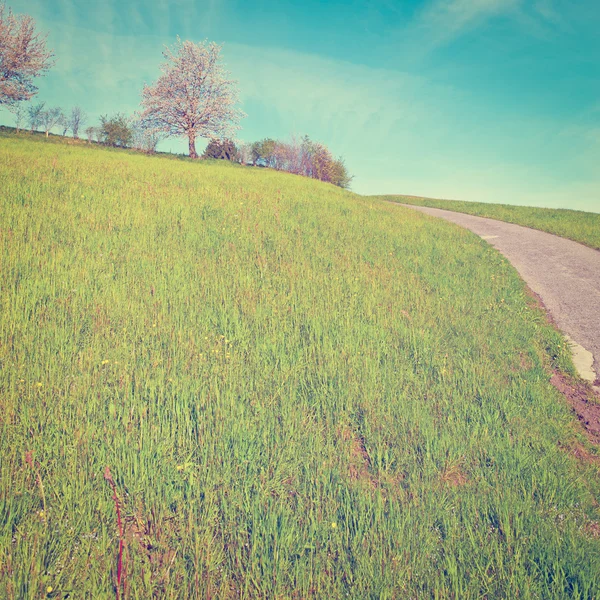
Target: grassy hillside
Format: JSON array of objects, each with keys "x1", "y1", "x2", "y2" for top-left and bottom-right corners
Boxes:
[
  {"x1": 381, "y1": 195, "x2": 600, "y2": 250},
  {"x1": 1, "y1": 133, "x2": 600, "y2": 598}
]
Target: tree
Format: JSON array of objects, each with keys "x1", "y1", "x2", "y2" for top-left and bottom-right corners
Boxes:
[
  {"x1": 130, "y1": 115, "x2": 163, "y2": 153},
  {"x1": 141, "y1": 38, "x2": 245, "y2": 159},
  {"x1": 58, "y1": 112, "x2": 68, "y2": 136},
  {"x1": 246, "y1": 134, "x2": 353, "y2": 188},
  {"x1": 0, "y1": 2, "x2": 54, "y2": 107},
  {"x1": 10, "y1": 101, "x2": 25, "y2": 131},
  {"x1": 236, "y1": 141, "x2": 253, "y2": 165},
  {"x1": 281, "y1": 136, "x2": 303, "y2": 175},
  {"x1": 40, "y1": 106, "x2": 63, "y2": 137},
  {"x1": 203, "y1": 138, "x2": 237, "y2": 161},
  {"x1": 307, "y1": 141, "x2": 333, "y2": 181},
  {"x1": 27, "y1": 101, "x2": 44, "y2": 132},
  {"x1": 68, "y1": 106, "x2": 85, "y2": 139},
  {"x1": 99, "y1": 113, "x2": 132, "y2": 147},
  {"x1": 84, "y1": 126, "x2": 96, "y2": 143},
  {"x1": 251, "y1": 138, "x2": 277, "y2": 167},
  {"x1": 329, "y1": 157, "x2": 353, "y2": 189}
]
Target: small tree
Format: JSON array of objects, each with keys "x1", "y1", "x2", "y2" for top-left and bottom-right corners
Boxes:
[
  {"x1": 130, "y1": 115, "x2": 163, "y2": 153},
  {"x1": 10, "y1": 102, "x2": 26, "y2": 131},
  {"x1": 281, "y1": 136, "x2": 303, "y2": 175},
  {"x1": 251, "y1": 138, "x2": 277, "y2": 167},
  {"x1": 236, "y1": 141, "x2": 252, "y2": 165},
  {"x1": 141, "y1": 38, "x2": 245, "y2": 159},
  {"x1": 58, "y1": 113, "x2": 68, "y2": 136},
  {"x1": 40, "y1": 106, "x2": 63, "y2": 137},
  {"x1": 27, "y1": 101, "x2": 44, "y2": 132},
  {"x1": 99, "y1": 113, "x2": 132, "y2": 147},
  {"x1": 203, "y1": 138, "x2": 237, "y2": 161},
  {"x1": 84, "y1": 126, "x2": 96, "y2": 143},
  {"x1": 0, "y1": 2, "x2": 54, "y2": 107},
  {"x1": 309, "y1": 142, "x2": 334, "y2": 181},
  {"x1": 329, "y1": 157, "x2": 353, "y2": 189},
  {"x1": 68, "y1": 106, "x2": 85, "y2": 139}
]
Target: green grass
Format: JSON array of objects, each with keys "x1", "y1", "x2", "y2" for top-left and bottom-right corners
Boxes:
[
  {"x1": 1, "y1": 131, "x2": 600, "y2": 599},
  {"x1": 379, "y1": 195, "x2": 600, "y2": 251}
]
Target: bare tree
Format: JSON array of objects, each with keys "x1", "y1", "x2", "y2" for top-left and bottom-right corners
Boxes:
[
  {"x1": 237, "y1": 141, "x2": 253, "y2": 165},
  {"x1": 27, "y1": 101, "x2": 44, "y2": 132},
  {"x1": 10, "y1": 102, "x2": 25, "y2": 131},
  {"x1": 68, "y1": 106, "x2": 86, "y2": 139},
  {"x1": 141, "y1": 38, "x2": 245, "y2": 159},
  {"x1": 0, "y1": 3, "x2": 54, "y2": 107},
  {"x1": 130, "y1": 114, "x2": 163, "y2": 153},
  {"x1": 84, "y1": 126, "x2": 94, "y2": 143},
  {"x1": 40, "y1": 106, "x2": 63, "y2": 137},
  {"x1": 58, "y1": 112, "x2": 68, "y2": 136}
]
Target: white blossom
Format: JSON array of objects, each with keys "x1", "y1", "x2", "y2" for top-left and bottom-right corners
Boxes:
[
  {"x1": 0, "y1": 2, "x2": 54, "y2": 106},
  {"x1": 141, "y1": 38, "x2": 245, "y2": 158}
]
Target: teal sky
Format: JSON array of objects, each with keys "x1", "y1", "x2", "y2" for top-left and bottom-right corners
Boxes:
[{"x1": 2, "y1": 0, "x2": 599, "y2": 212}]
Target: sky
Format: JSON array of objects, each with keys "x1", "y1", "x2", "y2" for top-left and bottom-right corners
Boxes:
[{"x1": 2, "y1": 0, "x2": 599, "y2": 212}]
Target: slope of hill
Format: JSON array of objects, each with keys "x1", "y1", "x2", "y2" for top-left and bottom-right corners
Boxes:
[
  {"x1": 1, "y1": 133, "x2": 600, "y2": 598},
  {"x1": 381, "y1": 195, "x2": 600, "y2": 250}
]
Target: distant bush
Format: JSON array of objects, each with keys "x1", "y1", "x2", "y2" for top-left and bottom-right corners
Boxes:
[
  {"x1": 203, "y1": 139, "x2": 238, "y2": 161},
  {"x1": 84, "y1": 126, "x2": 97, "y2": 143},
  {"x1": 247, "y1": 135, "x2": 352, "y2": 188},
  {"x1": 99, "y1": 113, "x2": 132, "y2": 147}
]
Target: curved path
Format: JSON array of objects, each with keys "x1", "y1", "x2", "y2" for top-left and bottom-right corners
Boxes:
[{"x1": 398, "y1": 204, "x2": 600, "y2": 387}]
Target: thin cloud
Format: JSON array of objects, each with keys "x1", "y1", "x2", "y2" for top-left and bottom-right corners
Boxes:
[
  {"x1": 412, "y1": 0, "x2": 521, "y2": 48},
  {"x1": 533, "y1": 0, "x2": 562, "y2": 24},
  {"x1": 397, "y1": 0, "x2": 567, "y2": 56}
]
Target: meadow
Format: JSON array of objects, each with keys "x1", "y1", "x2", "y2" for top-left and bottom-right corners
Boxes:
[
  {"x1": 381, "y1": 195, "x2": 600, "y2": 251},
  {"x1": 1, "y1": 132, "x2": 600, "y2": 598}
]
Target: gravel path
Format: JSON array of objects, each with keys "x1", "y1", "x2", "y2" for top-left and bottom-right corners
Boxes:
[{"x1": 398, "y1": 204, "x2": 600, "y2": 385}]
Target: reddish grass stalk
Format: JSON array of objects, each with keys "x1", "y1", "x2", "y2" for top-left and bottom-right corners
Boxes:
[{"x1": 104, "y1": 467, "x2": 125, "y2": 600}]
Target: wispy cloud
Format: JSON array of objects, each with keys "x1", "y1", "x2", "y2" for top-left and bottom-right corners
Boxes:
[
  {"x1": 226, "y1": 44, "x2": 465, "y2": 155},
  {"x1": 411, "y1": 0, "x2": 522, "y2": 48},
  {"x1": 533, "y1": 0, "x2": 562, "y2": 24}
]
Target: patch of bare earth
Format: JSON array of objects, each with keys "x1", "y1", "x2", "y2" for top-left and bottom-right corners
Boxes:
[
  {"x1": 523, "y1": 286, "x2": 600, "y2": 444},
  {"x1": 585, "y1": 521, "x2": 600, "y2": 538},
  {"x1": 550, "y1": 372, "x2": 600, "y2": 443},
  {"x1": 338, "y1": 424, "x2": 379, "y2": 491},
  {"x1": 440, "y1": 462, "x2": 468, "y2": 488}
]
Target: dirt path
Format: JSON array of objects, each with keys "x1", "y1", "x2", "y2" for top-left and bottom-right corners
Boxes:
[{"x1": 397, "y1": 204, "x2": 600, "y2": 388}]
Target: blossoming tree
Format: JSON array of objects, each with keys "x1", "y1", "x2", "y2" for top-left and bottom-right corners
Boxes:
[
  {"x1": 141, "y1": 38, "x2": 245, "y2": 159},
  {"x1": 0, "y1": 2, "x2": 54, "y2": 107}
]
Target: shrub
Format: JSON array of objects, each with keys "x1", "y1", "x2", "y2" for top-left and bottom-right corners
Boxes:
[
  {"x1": 99, "y1": 113, "x2": 132, "y2": 147},
  {"x1": 203, "y1": 138, "x2": 238, "y2": 161}
]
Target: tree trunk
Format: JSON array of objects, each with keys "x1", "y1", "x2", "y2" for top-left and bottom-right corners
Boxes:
[
  {"x1": 188, "y1": 134, "x2": 197, "y2": 159},
  {"x1": 45, "y1": 130, "x2": 49, "y2": 137}
]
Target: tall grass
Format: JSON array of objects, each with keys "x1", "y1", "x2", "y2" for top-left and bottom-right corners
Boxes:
[
  {"x1": 381, "y1": 195, "x2": 600, "y2": 250},
  {"x1": 1, "y1": 133, "x2": 600, "y2": 598}
]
